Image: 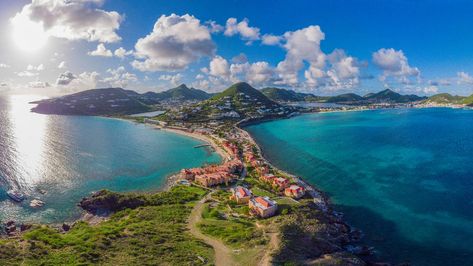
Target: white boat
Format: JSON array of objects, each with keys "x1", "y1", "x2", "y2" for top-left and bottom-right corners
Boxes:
[{"x1": 7, "y1": 190, "x2": 26, "y2": 202}]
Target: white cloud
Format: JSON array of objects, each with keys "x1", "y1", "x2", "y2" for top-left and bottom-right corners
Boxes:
[
  {"x1": 58, "y1": 61, "x2": 66, "y2": 69},
  {"x1": 246, "y1": 61, "x2": 275, "y2": 85},
  {"x1": 88, "y1": 43, "x2": 113, "y2": 57},
  {"x1": 56, "y1": 71, "x2": 77, "y2": 85},
  {"x1": 372, "y1": 48, "x2": 420, "y2": 82},
  {"x1": 114, "y1": 47, "x2": 133, "y2": 58},
  {"x1": 457, "y1": 71, "x2": 473, "y2": 85},
  {"x1": 262, "y1": 34, "x2": 282, "y2": 46},
  {"x1": 103, "y1": 66, "x2": 137, "y2": 88},
  {"x1": 209, "y1": 56, "x2": 230, "y2": 79},
  {"x1": 17, "y1": 71, "x2": 38, "y2": 77},
  {"x1": 27, "y1": 64, "x2": 44, "y2": 71},
  {"x1": 231, "y1": 53, "x2": 248, "y2": 64},
  {"x1": 12, "y1": 0, "x2": 122, "y2": 43},
  {"x1": 224, "y1": 18, "x2": 260, "y2": 42},
  {"x1": 0, "y1": 83, "x2": 10, "y2": 93},
  {"x1": 29, "y1": 81, "x2": 50, "y2": 88},
  {"x1": 206, "y1": 20, "x2": 224, "y2": 33},
  {"x1": 159, "y1": 73, "x2": 183, "y2": 86},
  {"x1": 132, "y1": 14, "x2": 215, "y2": 72},
  {"x1": 277, "y1": 25, "x2": 326, "y2": 86},
  {"x1": 0, "y1": 63, "x2": 10, "y2": 68},
  {"x1": 325, "y1": 49, "x2": 360, "y2": 89}
]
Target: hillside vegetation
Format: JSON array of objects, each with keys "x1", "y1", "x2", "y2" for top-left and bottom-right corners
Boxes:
[{"x1": 0, "y1": 186, "x2": 214, "y2": 266}]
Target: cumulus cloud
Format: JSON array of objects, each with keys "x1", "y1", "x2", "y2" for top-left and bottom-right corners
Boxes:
[
  {"x1": 114, "y1": 47, "x2": 133, "y2": 58},
  {"x1": 27, "y1": 64, "x2": 44, "y2": 71},
  {"x1": 209, "y1": 56, "x2": 230, "y2": 79},
  {"x1": 372, "y1": 48, "x2": 420, "y2": 82},
  {"x1": 17, "y1": 71, "x2": 38, "y2": 77},
  {"x1": 277, "y1": 25, "x2": 326, "y2": 86},
  {"x1": 103, "y1": 66, "x2": 137, "y2": 88},
  {"x1": 132, "y1": 14, "x2": 215, "y2": 72},
  {"x1": 246, "y1": 61, "x2": 275, "y2": 84},
  {"x1": 231, "y1": 53, "x2": 248, "y2": 64},
  {"x1": 56, "y1": 71, "x2": 77, "y2": 85},
  {"x1": 28, "y1": 81, "x2": 50, "y2": 88},
  {"x1": 159, "y1": 73, "x2": 183, "y2": 86},
  {"x1": 0, "y1": 63, "x2": 10, "y2": 68},
  {"x1": 325, "y1": 49, "x2": 360, "y2": 89},
  {"x1": 224, "y1": 18, "x2": 260, "y2": 43},
  {"x1": 88, "y1": 43, "x2": 113, "y2": 57},
  {"x1": 58, "y1": 61, "x2": 66, "y2": 69},
  {"x1": 206, "y1": 20, "x2": 224, "y2": 33},
  {"x1": 262, "y1": 34, "x2": 282, "y2": 46},
  {"x1": 457, "y1": 71, "x2": 473, "y2": 85},
  {"x1": 0, "y1": 83, "x2": 10, "y2": 93},
  {"x1": 11, "y1": 0, "x2": 122, "y2": 43}
]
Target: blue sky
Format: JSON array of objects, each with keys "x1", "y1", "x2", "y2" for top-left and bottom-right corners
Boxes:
[{"x1": 0, "y1": 0, "x2": 473, "y2": 96}]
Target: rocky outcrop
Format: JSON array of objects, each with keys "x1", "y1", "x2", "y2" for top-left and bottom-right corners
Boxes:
[{"x1": 78, "y1": 190, "x2": 147, "y2": 214}]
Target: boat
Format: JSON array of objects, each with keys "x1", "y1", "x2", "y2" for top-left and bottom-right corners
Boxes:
[
  {"x1": 7, "y1": 190, "x2": 26, "y2": 202},
  {"x1": 30, "y1": 199, "x2": 45, "y2": 208}
]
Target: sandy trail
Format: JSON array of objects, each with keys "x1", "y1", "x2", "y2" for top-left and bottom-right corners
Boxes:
[{"x1": 187, "y1": 194, "x2": 237, "y2": 266}]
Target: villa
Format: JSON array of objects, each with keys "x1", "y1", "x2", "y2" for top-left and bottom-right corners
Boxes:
[
  {"x1": 261, "y1": 174, "x2": 276, "y2": 183},
  {"x1": 273, "y1": 177, "x2": 290, "y2": 190},
  {"x1": 284, "y1": 184, "x2": 305, "y2": 199},
  {"x1": 230, "y1": 186, "x2": 252, "y2": 204},
  {"x1": 195, "y1": 172, "x2": 234, "y2": 187},
  {"x1": 249, "y1": 196, "x2": 278, "y2": 218}
]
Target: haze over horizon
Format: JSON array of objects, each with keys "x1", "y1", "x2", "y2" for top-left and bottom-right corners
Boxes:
[{"x1": 1, "y1": 0, "x2": 473, "y2": 96}]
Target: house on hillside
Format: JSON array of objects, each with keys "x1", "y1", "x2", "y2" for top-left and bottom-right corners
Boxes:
[
  {"x1": 273, "y1": 177, "x2": 290, "y2": 190},
  {"x1": 249, "y1": 196, "x2": 278, "y2": 218},
  {"x1": 230, "y1": 186, "x2": 252, "y2": 204},
  {"x1": 284, "y1": 185, "x2": 305, "y2": 199}
]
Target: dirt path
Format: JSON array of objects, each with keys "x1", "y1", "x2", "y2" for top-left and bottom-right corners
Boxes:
[
  {"x1": 188, "y1": 194, "x2": 237, "y2": 266},
  {"x1": 259, "y1": 225, "x2": 280, "y2": 266}
]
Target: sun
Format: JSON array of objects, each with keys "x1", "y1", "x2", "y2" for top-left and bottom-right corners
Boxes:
[{"x1": 11, "y1": 15, "x2": 48, "y2": 52}]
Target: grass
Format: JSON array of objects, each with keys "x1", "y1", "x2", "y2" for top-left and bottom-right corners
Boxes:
[
  {"x1": 0, "y1": 186, "x2": 214, "y2": 266},
  {"x1": 251, "y1": 187, "x2": 277, "y2": 198},
  {"x1": 197, "y1": 218, "x2": 266, "y2": 248}
]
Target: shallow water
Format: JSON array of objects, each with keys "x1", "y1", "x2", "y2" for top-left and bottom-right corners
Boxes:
[
  {"x1": 0, "y1": 95, "x2": 220, "y2": 223},
  {"x1": 246, "y1": 108, "x2": 473, "y2": 266}
]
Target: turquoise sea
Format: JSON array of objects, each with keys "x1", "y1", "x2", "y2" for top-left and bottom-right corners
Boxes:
[
  {"x1": 0, "y1": 95, "x2": 220, "y2": 223},
  {"x1": 246, "y1": 108, "x2": 473, "y2": 266}
]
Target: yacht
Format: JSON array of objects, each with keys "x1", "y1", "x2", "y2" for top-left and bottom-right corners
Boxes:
[{"x1": 7, "y1": 190, "x2": 26, "y2": 202}]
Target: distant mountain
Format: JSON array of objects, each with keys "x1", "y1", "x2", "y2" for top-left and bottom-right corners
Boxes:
[
  {"x1": 424, "y1": 93, "x2": 466, "y2": 105},
  {"x1": 164, "y1": 82, "x2": 296, "y2": 122},
  {"x1": 138, "y1": 84, "x2": 211, "y2": 104},
  {"x1": 326, "y1": 89, "x2": 425, "y2": 104},
  {"x1": 364, "y1": 89, "x2": 425, "y2": 103},
  {"x1": 260, "y1": 87, "x2": 328, "y2": 102},
  {"x1": 32, "y1": 88, "x2": 152, "y2": 115},
  {"x1": 326, "y1": 93, "x2": 364, "y2": 103},
  {"x1": 461, "y1": 94, "x2": 473, "y2": 106}
]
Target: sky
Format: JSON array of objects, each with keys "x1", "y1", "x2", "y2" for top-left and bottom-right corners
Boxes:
[{"x1": 1, "y1": 0, "x2": 473, "y2": 96}]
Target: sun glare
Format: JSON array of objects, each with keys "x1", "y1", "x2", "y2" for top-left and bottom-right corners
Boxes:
[{"x1": 11, "y1": 15, "x2": 48, "y2": 52}]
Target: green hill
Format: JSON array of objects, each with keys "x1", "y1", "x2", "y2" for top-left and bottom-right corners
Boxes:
[
  {"x1": 424, "y1": 93, "x2": 466, "y2": 104},
  {"x1": 461, "y1": 94, "x2": 473, "y2": 105},
  {"x1": 164, "y1": 82, "x2": 296, "y2": 122},
  {"x1": 139, "y1": 84, "x2": 211, "y2": 104},
  {"x1": 260, "y1": 87, "x2": 328, "y2": 102},
  {"x1": 32, "y1": 88, "x2": 152, "y2": 115},
  {"x1": 326, "y1": 93, "x2": 363, "y2": 103},
  {"x1": 364, "y1": 89, "x2": 425, "y2": 103}
]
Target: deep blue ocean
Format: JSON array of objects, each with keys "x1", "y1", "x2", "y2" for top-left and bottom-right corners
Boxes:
[
  {"x1": 246, "y1": 108, "x2": 473, "y2": 266},
  {"x1": 0, "y1": 95, "x2": 220, "y2": 223}
]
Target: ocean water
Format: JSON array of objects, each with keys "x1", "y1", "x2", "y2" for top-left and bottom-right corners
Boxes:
[
  {"x1": 0, "y1": 95, "x2": 220, "y2": 223},
  {"x1": 246, "y1": 108, "x2": 473, "y2": 266}
]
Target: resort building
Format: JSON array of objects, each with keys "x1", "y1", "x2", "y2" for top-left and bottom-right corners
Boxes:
[
  {"x1": 284, "y1": 185, "x2": 305, "y2": 199},
  {"x1": 273, "y1": 177, "x2": 290, "y2": 190},
  {"x1": 230, "y1": 186, "x2": 252, "y2": 204},
  {"x1": 260, "y1": 174, "x2": 276, "y2": 183},
  {"x1": 195, "y1": 172, "x2": 234, "y2": 187},
  {"x1": 249, "y1": 196, "x2": 278, "y2": 218}
]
